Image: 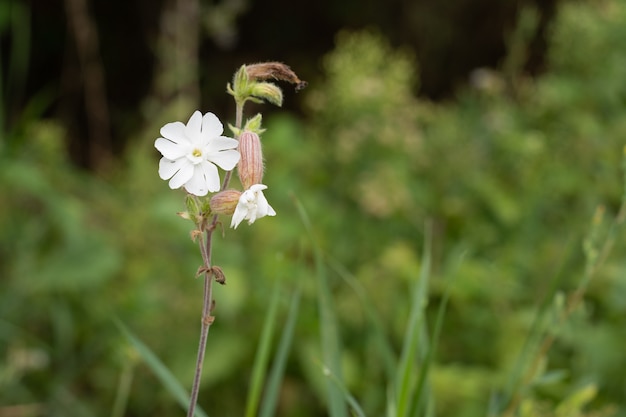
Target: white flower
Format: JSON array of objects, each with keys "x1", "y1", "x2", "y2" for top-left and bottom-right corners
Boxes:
[
  {"x1": 231, "y1": 184, "x2": 276, "y2": 229},
  {"x1": 155, "y1": 111, "x2": 240, "y2": 196}
]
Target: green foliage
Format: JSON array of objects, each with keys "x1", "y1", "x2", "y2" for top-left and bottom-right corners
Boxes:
[
  {"x1": 293, "y1": 1, "x2": 626, "y2": 414},
  {"x1": 2, "y1": 0, "x2": 626, "y2": 416}
]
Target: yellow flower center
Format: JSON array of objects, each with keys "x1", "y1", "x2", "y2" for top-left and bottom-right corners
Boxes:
[{"x1": 192, "y1": 148, "x2": 202, "y2": 158}]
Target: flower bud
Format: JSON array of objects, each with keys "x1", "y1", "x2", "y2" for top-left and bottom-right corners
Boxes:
[
  {"x1": 209, "y1": 189, "x2": 242, "y2": 215},
  {"x1": 238, "y1": 131, "x2": 264, "y2": 189},
  {"x1": 227, "y1": 65, "x2": 253, "y2": 101},
  {"x1": 250, "y1": 82, "x2": 283, "y2": 107}
]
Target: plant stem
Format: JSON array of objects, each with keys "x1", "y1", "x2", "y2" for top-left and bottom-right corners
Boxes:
[
  {"x1": 186, "y1": 100, "x2": 245, "y2": 417},
  {"x1": 187, "y1": 233, "x2": 215, "y2": 417}
]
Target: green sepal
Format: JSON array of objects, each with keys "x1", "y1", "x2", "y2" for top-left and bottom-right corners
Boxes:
[
  {"x1": 229, "y1": 65, "x2": 257, "y2": 103},
  {"x1": 199, "y1": 197, "x2": 213, "y2": 218},
  {"x1": 228, "y1": 123, "x2": 242, "y2": 137},
  {"x1": 247, "y1": 96, "x2": 264, "y2": 105},
  {"x1": 184, "y1": 194, "x2": 201, "y2": 224},
  {"x1": 243, "y1": 113, "x2": 266, "y2": 134}
]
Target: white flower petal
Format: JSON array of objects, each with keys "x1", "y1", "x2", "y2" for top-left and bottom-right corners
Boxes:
[
  {"x1": 158, "y1": 157, "x2": 186, "y2": 180},
  {"x1": 208, "y1": 149, "x2": 240, "y2": 171},
  {"x1": 155, "y1": 138, "x2": 188, "y2": 160},
  {"x1": 259, "y1": 190, "x2": 276, "y2": 217},
  {"x1": 184, "y1": 181, "x2": 208, "y2": 196},
  {"x1": 160, "y1": 121, "x2": 188, "y2": 144},
  {"x1": 229, "y1": 184, "x2": 276, "y2": 228},
  {"x1": 256, "y1": 192, "x2": 275, "y2": 217},
  {"x1": 184, "y1": 111, "x2": 203, "y2": 143},
  {"x1": 207, "y1": 136, "x2": 238, "y2": 151},
  {"x1": 198, "y1": 161, "x2": 221, "y2": 193},
  {"x1": 183, "y1": 164, "x2": 211, "y2": 196},
  {"x1": 249, "y1": 184, "x2": 268, "y2": 192},
  {"x1": 168, "y1": 162, "x2": 194, "y2": 189},
  {"x1": 231, "y1": 201, "x2": 248, "y2": 229},
  {"x1": 201, "y1": 112, "x2": 224, "y2": 137}
]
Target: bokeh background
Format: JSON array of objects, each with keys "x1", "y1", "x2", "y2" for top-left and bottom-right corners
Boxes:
[{"x1": 2, "y1": 0, "x2": 626, "y2": 416}]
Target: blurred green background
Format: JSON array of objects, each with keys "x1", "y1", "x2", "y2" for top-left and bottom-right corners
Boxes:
[{"x1": 1, "y1": 0, "x2": 626, "y2": 416}]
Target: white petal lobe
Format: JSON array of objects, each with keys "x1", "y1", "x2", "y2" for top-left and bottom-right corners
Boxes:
[
  {"x1": 202, "y1": 112, "x2": 224, "y2": 137},
  {"x1": 155, "y1": 138, "x2": 188, "y2": 160},
  {"x1": 159, "y1": 157, "x2": 186, "y2": 180},
  {"x1": 169, "y1": 163, "x2": 194, "y2": 189},
  {"x1": 160, "y1": 122, "x2": 187, "y2": 144},
  {"x1": 209, "y1": 149, "x2": 240, "y2": 171}
]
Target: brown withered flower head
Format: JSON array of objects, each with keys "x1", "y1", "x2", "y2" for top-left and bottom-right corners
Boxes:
[{"x1": 245, "y1": 62, "x2": 308, "y2": 92}]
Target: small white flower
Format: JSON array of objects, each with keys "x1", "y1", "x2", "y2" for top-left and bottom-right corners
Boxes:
[
  {"x1": 231, "y1": 184, "x2": 276, "y2": 229},
  {"x1": 155, "y1": 111, "x2": 240, "y2": 196}
]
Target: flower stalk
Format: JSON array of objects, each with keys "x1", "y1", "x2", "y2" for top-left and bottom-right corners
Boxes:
[
  {"x1": 186, "y1": 97, "x2": 247, "y2": 417},
  {"x1": 154, "y1": 62, "x2": 305, "y2": 417},
  {"x1": 187, "y1": 94, "x2": 251, "y2": 417}
]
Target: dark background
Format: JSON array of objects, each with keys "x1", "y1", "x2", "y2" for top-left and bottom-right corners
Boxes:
[{"x1": 11, "y1": 0, "x2": 557, "y2": 167}]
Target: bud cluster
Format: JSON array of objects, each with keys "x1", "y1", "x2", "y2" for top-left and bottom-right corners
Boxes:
[
  {"x1": 227, "y1": 62, "x2": 306, "y2": 107},
  {"x1": 210, "y1": 127, "x2": 276, "y2": 228},
  {"x1": 159, "y1": 63, "x2": 305, "y2": 229}
]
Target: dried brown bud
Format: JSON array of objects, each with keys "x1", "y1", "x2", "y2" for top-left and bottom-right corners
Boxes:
[
  {"x1": 190, "y1": 229, "x2": 203, "y2": 242},
  {"x1": 246, "y1": 62, "x2": 307, "y2": 91},
  {"x1": 238, "y1": 131, "x2": 264, "y2": 189},
  {"x1": 210, "y1": 189, "x2": 242, "y2": 215},
  {"x1": 212, "y1": 266, "x2": 226, "y2": 285}
]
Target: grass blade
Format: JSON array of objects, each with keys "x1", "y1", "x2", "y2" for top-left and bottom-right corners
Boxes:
[
  {"x1": 328, "y1": 258, "x2": 397, "y2": 382},
  {"x1": 317, "y1": 360, "x2": 367, "y2": 417},
  {"x1": 294, "y1": 197, "x2": 348, "y2": 417},
  {"x1": 409, "y1": 272, "x2": 452, "y2": 417},
  {"x1": 245, "y1": 282, "x2": 281, "y2": 417},
  {"x1": 110, "y1": 354, "x2": 135, "y2": 417},
  {"x1": 114, "y1": 318, "x2": 209, "y2": 417},
  {"x1": 258, "y1": 283, "x2": 302, "y2": 417},
  {"x1": 395, "y1": 222, "x2": 432, "y2": 417}
]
